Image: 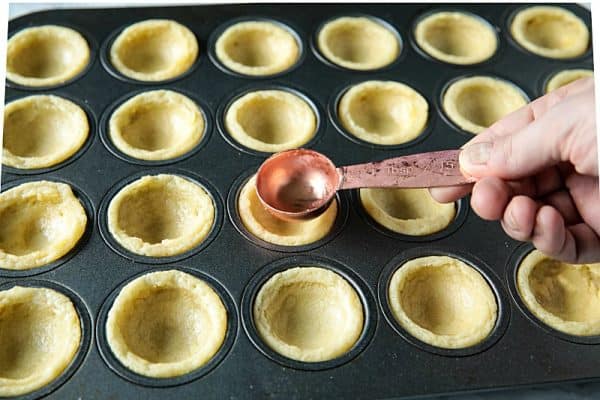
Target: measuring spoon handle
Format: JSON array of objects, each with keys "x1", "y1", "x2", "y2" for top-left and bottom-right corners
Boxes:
[{"x1": 337, "y1": 149, "x2": 475, "y2": 190}]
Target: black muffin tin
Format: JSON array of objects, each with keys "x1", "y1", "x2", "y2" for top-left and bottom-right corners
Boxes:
[{"x1": 1, "y1": 3, "x2": 595, "y2": 399}]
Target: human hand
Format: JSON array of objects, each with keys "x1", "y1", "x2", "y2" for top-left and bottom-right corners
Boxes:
[{"x1": 431, "y1": 77, "x2": 599, "y2": 263}]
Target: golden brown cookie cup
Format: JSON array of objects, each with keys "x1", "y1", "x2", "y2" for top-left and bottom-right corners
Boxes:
[
  {"x1": 510, "y1": 6, "x2": 589, "y2": 59},
  {"x1": 3, "y1": 95, "x2": 89, "y2": 170},
  {"x1": 360, "y1": 188, "x2": 456, "y2": 236},
  {"x1": 224, "y1": 90, "x2": 317, "y2": 153},
  {"x1": 517, "y1": 250, "x2": 600, "y2": 336},
  {"x1": 253, "y1": 266, "x2": 364, "y2": 362},
  {"x1": 106, "y1": 174, "x2": 215, "y2": 258},
  {"x1": 105, "y1": 270, "x2": 228, "y2": 378},
  {"x1": 0, "y1": 286, "x2": 81, "y2": 397},
  {"x1": 317, "y1": 16, "x2": 400, "y2": 70},
  {"x1": 337, "y1": 81, "x2": 428, "y2": 145},
  {"x1": 388, "y1": 256, "x2": 497, "y2": 349},
  {"x1": 7, "y1": 25, "x2": 90, "y2": 87},
  {"x1": 0, "y1": 181, "x2": 87, "y2": 271},
  {"x1": 215, "y1": 20, "x2": 300, "y2": 76},
  {"x1": 109, "y1": 90, "x2": 205, "y2": 161},
  {"x1": 236, "y1": 175, "x2": 337, "y2": 247},
  {"x1": 442, "y1": 76, "x2": 528, "y2": 134},
  {"x1": 109, "y1": 19, "x2": 198, "y2": 82},
  {"x1": 414, "y1": 11, "x2": 497, "y2": 65},
  {"x1": 545, "y1": 69, "x2": 593, "y2": 93}
]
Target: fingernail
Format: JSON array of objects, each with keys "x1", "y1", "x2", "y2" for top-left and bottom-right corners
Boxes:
[{"x1": 460, "y1": 142, "x2": 492, "y2": 168}]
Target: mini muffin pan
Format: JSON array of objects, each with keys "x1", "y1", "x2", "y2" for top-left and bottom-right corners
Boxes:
[{"x1": 1, "y1": 3, "x2": 595, "y2": 399}]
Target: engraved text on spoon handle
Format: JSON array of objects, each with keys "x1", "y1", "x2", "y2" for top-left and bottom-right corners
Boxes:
[{"x1": 338, "y1": 149, "x2": 475, "y2": 190}]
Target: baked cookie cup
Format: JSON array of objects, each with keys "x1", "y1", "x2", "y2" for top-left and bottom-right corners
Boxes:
[
  {"x1": 510, "y1": 6, "x2": 589, "y2": 59},
  {"x1": 109, "y1": 90, "x2": 205, "y2": 161},
  {"x1": 3, "y1": 95, "x2": 89, "y2": 170},
  {"x1": 110, "y1": 19, "x2": 198, "y2": 81},
  {"x1": 442, "y1": 76, "x2": 527, "y2": 134},
  {"x1": 317, "y1": 16, "x2": 400, "y2": 70},
  {"x1": 545, "y1": 69, "x2": 593, "y2": 93},
  {"x1": 517, "y1": 250, "x2": 600, "y2": 336},
  {"x1": 224, "y1": 89, "x2": 317, "y2": 153},
  {"x1": 105, "y1": 270, "x2": 227, "y2": 378},
  {"x1": 253, "y1": 266, "x2": 364, "y2": 362},
  {"x1": 360, "y1": 188, "x2": 456, "y2": 236},
  {"x1": 0, "y1": 286, "x2": 81, "y2": 396},
  {"x1": 107, "y1": 174, "x2": 215, "y2": 257},
  {"x1": 7, "y1": 25, "x2": 90, "y2": 87},
  {"x1": 338, "y1": 80, "x2": 428, "y2": 145},
  {"x1": 388, "y1": 256, "x2": 497, "y2": 349},
  {"x1": 237, "y1": 175, "x2": 337, "y2": 247},
  {"x1": 0, "y1": 181, "x2": 87, "y2": 271},
  {"x1": 215, "y1": 20, "x2": 300, "y2": 76},
  {"x1": 414, "y1": 11, "x2": 497, "y2": 65}
]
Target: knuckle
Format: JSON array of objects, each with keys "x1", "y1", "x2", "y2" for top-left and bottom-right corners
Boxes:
[{"x1": 496, "y1": 135, "x2": 518, "y2": 173}]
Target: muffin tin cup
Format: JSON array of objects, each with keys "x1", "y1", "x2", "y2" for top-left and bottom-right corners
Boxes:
[
  {"x1": 5, "y1": 23, "x2": 98, "y2": 91},
  {"x1": 0, "y1": 176, "x2": 95, "y2": 278},
  {"x1": 506, "y1": 243, "x2": 600, "y2": 346},
  {"x1": 435, "y1": 72, "x2": 532, "y2": 138},
  {"x1": 226, "y1": 167, "x2": 349, "y2": 253},
  {"x1": 311, "y1": 13, "x2": 407, "y2": 73},
  {"x1": 98, "y1": 169, "x2": 223, "y2": 265},
  {"x1": 378, "y1": 246, "x2": 510, "y2": 357},
  {"x1": 328, "y1": 80, "x2": 434, "y2": 150},
  {"x1": 2, "y1": 92, "x2": 97, "y2": 176},
  {"x1": 408, "y1": 8, "x2": 503, "y2": 68},
  {"x1": 503, "y1": 5, "x2": 593, "y2": 62},
  {"x1": 0, "y1": 279, "x2": 93, "y2": 400},
  {"x1": 99, "y1": 20, "x2": 203, "y2": 85},
  {"x1": 216, "y1": 83, "x2": 325, "y2": 157},
  {"x1": 96, "y1": 266, "x2": 238, "y2": 387},
  {"x1": 99, "y1": 88, "x2": 213, "y2": 167},
  {"x1": 241, "y1": 255, "x2": 377, "y2": 371},
  {"x1": 207, "y1": 16, "x2": 306, "y2": 79},
  {"x1": 353, "y1": 190, "x2": 469, "y2": 242}
]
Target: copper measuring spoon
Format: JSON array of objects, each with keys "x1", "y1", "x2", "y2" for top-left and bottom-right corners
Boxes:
[{"x1": 255, "y1": 148, "x2": 475, "y2": 220}]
